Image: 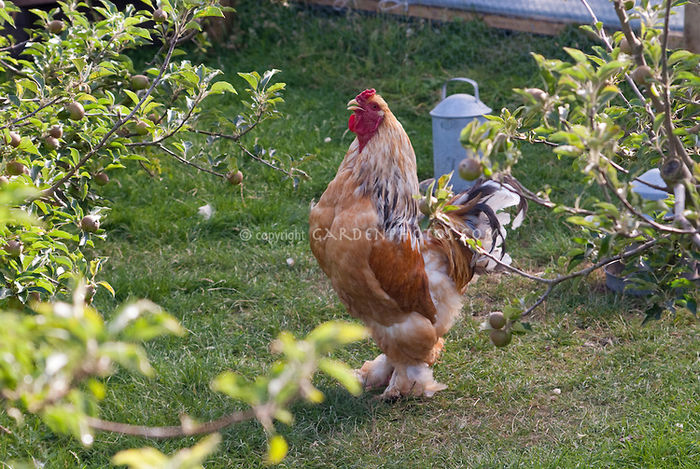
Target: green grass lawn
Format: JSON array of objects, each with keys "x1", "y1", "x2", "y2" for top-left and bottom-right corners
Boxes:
[{"x1": 2, "y1": 2, "x2": 698, "y2": 467}]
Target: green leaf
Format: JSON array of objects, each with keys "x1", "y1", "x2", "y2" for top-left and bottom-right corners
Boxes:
[
  {"x1": 112, "y1": 447, "x2": 168, "y2": 468},
  {"x1": 510, "y1": 321, "x2": 529, "y2": 334},
  {"x1": 266, "y1": 435, "x2": 288, "y2": 465},
  {"x1": 669, "y1": 278, "x2": 692, "y2": 289},
  {"x1": 99, "y1": 342, "x2": 153, "y2": 376},
  {"x1": 553, "y1": 145, "x2": 581, "y2": 157},
  {"x1": 267, "y1": 82, "x2": 285, "y2": 93},
  {"x1": 211, "y1": 371, "x2": 262, "y2": 405},
  {"x1": 549, "y1": 131, "x2": 582, "y2": 146},
  {"x1": 668, "y1": 50, "x2": 693, "y2": 66},
  {"x1": 318, "y1": 358, "x2": 362, "y2": 395},
  {"x1": 97, "y1": 281, "x2": 115, "y2": 297},
  {"x1": 306, "y1": 321, "x2": 368, "y2": 348},
  {"x1": 120, "y1": 312, "x2": 185, "y2": 341},
  {"x1": 130, "y1": 27, "x2": 152, "y2": 41},
  {"x1": 593, "y1": 202, "x2": 619, "y2": 217},
  {"x1": 0, "y1": 7, "x2": 16, "y2": 27},
  {"x1": 259, "y1": 69, "x2": 281, "y2": 91},
  {"x1": 274, "y1": 409, "x2": 293, "y2": 425},
  {"x1": 108, "y1": 300, "x2": 181, "y2": 337},
  {"x1": 51, "y1": 255, "x2": 74, "y2": 269},
  {"x1": 563, "y1": 47, "x2": 588, "y2": 63},
  {"x1": 48, "y1": 230, "x2": 78, "y2": 241},
  {"x1": 676, "y1": 71, "x2": 700, "y2": 86},
  {"x1": 18, "y1": 137, "x2": 40, "y2": 156},
  {"x1": 436, "y1": 171, "x2": 453, "y2": 190},
  {"x1": 86, "y1": 379, "x2": 106, "y2": 401},
  {"x1": 172, "y1": 434, "x2": 221, "y2": 468},
  {"x1": 194, "y1": 6, "x2": 225, "y2": 19},
  {"x1": 596, "y1": 61, "x2": 624, "y2": 81},
  {"x1": 122, "y1": 154, "x2": 150, "y2": 162},
  {"x1": 208, "y1": 81, "x2": 237, "y2": 95},
  {"x1": 579, "y1": 24, "x2": 597, "y2": 37},
  {"x1": 566, "y1": 216, "x2": 598, "y2": 229},
  {"x1": 238, "y1": 71, "x2": 260, "y2": 90},
  {"x1": 598, "y1": 85, "x2": 620, "y2": 105},
  {"x1": 435, "y1": 188, "x2": 451, "y2": 200},
  {"x1": 123, "y1": 89, "x2": 139, "y2": 105},
  {"x1": 17, "y1": 78, "x2": 38, "y2": 95},
  {"x1": 34, "y1": 278, "x2": 55, "y2": 295},
  {"x1": 42, "y1": 405, "x2": 87, "y2": 442}
]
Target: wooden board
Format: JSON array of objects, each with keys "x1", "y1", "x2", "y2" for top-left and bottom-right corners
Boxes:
[
  {"x1": 304, "y1": 0, "x2": 686, "y2": 43},
  {"x1": 12, "y1": 0, "x2": 57, "y2": 5},
  {"x1": 307, "y1": 0, "x2": 568, "y2": 36}
]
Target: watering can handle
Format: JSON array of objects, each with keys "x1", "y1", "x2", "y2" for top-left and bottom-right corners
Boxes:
[{"x1": 441, "y1": 78, "x2": 479, "y2": 101}]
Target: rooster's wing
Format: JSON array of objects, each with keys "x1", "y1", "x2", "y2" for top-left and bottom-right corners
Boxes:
[{"x1": 310, "y1": 188, "x2": 436, "y2": 327}]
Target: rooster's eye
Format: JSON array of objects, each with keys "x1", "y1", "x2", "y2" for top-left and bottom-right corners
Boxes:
[{"x1": 372, "y1": 103, "x2": 380, "y2": 110}]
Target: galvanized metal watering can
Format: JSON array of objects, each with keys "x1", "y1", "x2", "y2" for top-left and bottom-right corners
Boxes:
[{"x1": 430, "y1": 78, "x2": 491, "y2": 192}]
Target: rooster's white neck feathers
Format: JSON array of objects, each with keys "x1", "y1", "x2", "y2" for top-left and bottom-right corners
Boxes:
[{"x1": 343, "y1": 114, "x2": 421, "y2": 247}]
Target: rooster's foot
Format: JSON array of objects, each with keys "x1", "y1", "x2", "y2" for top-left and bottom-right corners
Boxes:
[
  {"x1": 353, "y1": 354, "x2": 394, "y2": 391},
  {"x1": 425, "y1": 337, "x2": 445, "y2": 366},
  {"x1": 380, "y1": 363, "x2": 447, "y2": 398}
]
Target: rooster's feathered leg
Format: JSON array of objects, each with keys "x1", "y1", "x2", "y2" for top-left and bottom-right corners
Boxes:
[{"x1": 354, "y1": 354, "x2": 394, "y2": 390}]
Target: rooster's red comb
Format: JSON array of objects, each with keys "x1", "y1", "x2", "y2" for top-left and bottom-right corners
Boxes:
[{"x1": 356, "y1": 89, "x2": 376, "y2": 103}]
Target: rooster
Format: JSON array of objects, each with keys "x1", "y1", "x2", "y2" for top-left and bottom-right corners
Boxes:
[{"x1": 309, "y1": 89, "x2": 525, "y2": 398}]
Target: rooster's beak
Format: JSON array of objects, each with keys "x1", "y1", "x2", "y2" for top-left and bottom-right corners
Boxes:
[{"x1": 347, "y1": 98, "x2": 363, "y2": 112}]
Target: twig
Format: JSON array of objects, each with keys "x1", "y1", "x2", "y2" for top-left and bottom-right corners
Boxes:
[
  {"x1": 595, "y1": 155, "x2": 689, "y2": 233},
  {"x1": 92, "y1": 30, "x2": 121, "y2": 65},
  {"x1": 187, "y1": 91, "x2": 306, "y2": 179},
  {"x1": 190, "y1": 114, "x2": 262, "y2": 143},
  {"x1": 630, "y1": 176, "x2": 668, "y2": 193},
  {"x1": 157, "y1": 144, "x2": 225, "y2": 178},
  {"x1": 146, "y1": 24, "x2": 169, "y2": 66},
  {"x1": 518, "y1": 190, "x2": 594, "y2": 215},
  {"x1": 189, "y1": 90, "x2": 274, "y2": 143},
  {"x1": 190, "y1": 128, "x2": 241, "y2": 141},
  {"x1": 236, "y1": 141, "x2": 309, "y2": 179},
  {"x1": 498, "y1": 172, "x2": 594, "y2": 215},
  {"x1": 0, "y1": 39, "x2": 29, "y2": 52},
  {"x1": 175, "y1": 29, "x2": 199, "y2": 46},
  {"x1": 581, "y1": 0, "x2": 663, "y2": 155},
  {"x1": 0, "y1": 97, "x2": 63, "y2": 131},
  {"x1": 85, "y1": 408, "x2": 260, "y2": 438},
  {"x1": 522, "y1": 236, "x2": 660, "y2": 316},
  {"x1": 126, "y1": 91, "x2": 202, "y2": 148},
  {"x1": 466, "y1": 232, "x2": 661, "y2": 316},
  {"x1": 610, "y1": 0, "x2": 663, "y2": 134},
  {"x1": 138, "y1": 161, "x2": 155, "y2": 177},
  {"x1": 658, "y1": 2, "x2": 698, "y2": 248},
  {"x1": 0, "y1": 59, "x2": 28, "y2": 77},
  {"x1": 447, "y1": 222, "x2": 658, "y2": 286},
  {"x1": 521, "y1": 284, "x2": 554, "y2": 317},
  {"x1": 145, "y1": 88, "x2": 183, "y2": 128},
  {"x1": 600, "y1": 170, "x2": 697, "y2": 235}
]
